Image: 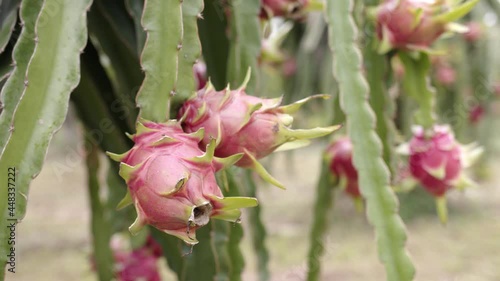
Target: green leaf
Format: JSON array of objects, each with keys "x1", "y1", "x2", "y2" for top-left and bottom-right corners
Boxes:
[
  {"x1": 85, "y1": 140, "x2": 114, "y2": 281},
  {"x1": 244, "y1": 170, "x2": 270, "y2": 281},
  {"x1": 399, "y1": 52, "x2": 437, "y2": 129},
  {"x1": 0, "y1": 0, "x2": 42, "y2": 152},
  {"x1": 198, "y1": 0, "x2": 230, "y2": 89},
  {"x1": 325, "y1": 1, "x2": 416, "y2": 281},
  {"x1": 226, "y1": 0, "x2": 261, "y2": 94},
  {"x1": 0, "y1": 0, "x2": 93, "y2": 276},
  {"x1": 306, "y1": 161, "x2": 336, "y2": 281},
  {"x1": 0, "y1": 0, "x2": 20, "y2": 54}
]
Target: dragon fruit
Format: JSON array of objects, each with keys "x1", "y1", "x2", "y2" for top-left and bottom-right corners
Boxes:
[
  {"x1": 194, "y1": 61, "x2": 207, "y2": 90},
  {"x1": 404, "y1": 125, "x2": 482, "y2": 222},
  {"x1": 107, "y1": 120, "x2": 257, "y2": 244},
  {"x1": 260, "y1": 0, "x2": 322, "y2": 19},
  {"x1": 325, "y1": 138, "x2": 363, "y2": 210},
  {"x1": 463, "y1": 21, "x2": 482, "y2": 42},
  {"x1": 326, "y1": 138, "x2": 358, "y2": 187},
  {"x1": 376, "y1": 0, "x2": 479, "y2": 53},
  {"x1": 435, "y1": 64, "x2": 456, "y2": 86},
  {"x1": 115, "y1": 248, "x2": 161, "y2": 281},
  {"x1": 408, "y1": 125, "x2": 462, "y2": 196},
  {"x1": 179, "y1": 73, "x2": 340, "y2": 189}
]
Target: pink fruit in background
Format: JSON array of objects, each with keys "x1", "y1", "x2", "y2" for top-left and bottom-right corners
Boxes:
[
  {"x1": 493, "y1": 82, "x2": 500, "y2": 96},
  {"x1": 376, "y1": 0, "x2": 478, "y2": 52},
  {"x1": 194, "y1": 61, "x2": 207, "y2": 90},
  {"x1": 115, "y1": 248, "x2": 161, "y2": 281},
  {"x1": 463, "y1": 22, "x2": 482, "y2": 42},
  {"x1": 260, "y1": 0, "x2": 309, "y2": 19},
  {"x1": 107, "y1": 120, "x2": 257, "y2": 244},
  {"x1": 325, "y1": 138, "x2": 360, "y2": 198},
  {"x1": 469, "y1": 105, "x2": 485, "y2": 124},
  {"x1": 376, "y1": 0, "x2": 445, "y2": 50},
  {"x1": 435, "y1": 65, "x2": 456, "y2": 86},
  {"x1": 145, "y1": 236, "x2": 163, "y2": 258},
  {"x1": 179, "y1": 73, "x2": 339, "y2": 189},
  {"x1": 408, "y1": 125, "x2": 462, "y2": 197}
]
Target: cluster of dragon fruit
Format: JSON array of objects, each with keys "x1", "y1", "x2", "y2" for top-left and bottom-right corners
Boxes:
[{"x1": 107, "y1": 66, "x2": 339, "y2": 245}]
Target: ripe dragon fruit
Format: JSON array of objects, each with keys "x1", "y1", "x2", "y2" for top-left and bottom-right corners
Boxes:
[
  {"x1": 375, "y1": 0, "x2": 479, "y2": 53},
  {"x1": 403, "y1": 125, "x2": 482, "y2": 222},
  {"x1": 107, "y1": 120, "x2": 258, "y2": 244},
  {"x1": 90, "y1": 234, "x2": 162, "y2": 281},
  {"x1": 463, "y1": 21, "x2": 482, "y2": 42},
  {"x1": 408, "y1": 125, "x2": 463, "y2": 197},
  {"x1": 179, "y1": 72, "x2": 340, "y2": 189},
  {"x1": 325, "y1": 138, "x2": 363, "y2": 211},
  {"x1": 115, "y1": 247, "x2": 161, "y2": 281},
  {"x1": 260, "y1": 0, "x2": 322, "y2": 19}
]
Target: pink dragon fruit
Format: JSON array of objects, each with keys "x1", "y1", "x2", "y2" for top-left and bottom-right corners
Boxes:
[
  {"x1": 408, "y1": 125, "x2": 462, "y2": 197},
  {"x1": 325, "y1": 138, "x2": 361, "y2": 197},
  {"x1": 435, "y1": 64, "x2": 456, "y2": 86},
  {"x1": 115, "y1": 248, "x2": 161, "y2": 281},
  {"x1": 463, "y1": 21, "x2": 482, "y2": 42},
  {"x1": 260, "y1": 0, "x2": 322, "y2": 19},
  {"x1": 469, "y1": 104, "x2": 485, "y2": 124},
  {"x1": 376, "y1": 0, "x2": 479, "y2": 53},
  {"x1": 399, "y1": 125, "x2": 482, "y2": 222},
  {"x1": 179, "y1": 73, "x2": 339, "y2": 189},
  {"x1": 194, "y1": 61, "x2": 207, "y2": 90},
  {"x1": 107, "y1": 120, "x2": 257, "y2": 244}
]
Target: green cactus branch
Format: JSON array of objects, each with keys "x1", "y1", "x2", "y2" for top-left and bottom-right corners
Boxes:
[
  {"x1": 227, "y1": 0, "x2": 261, "y2": 94},
  {"x1": 306, "y1": 161, "x2": 337, "y2": 281},
  {"x1": 86, "y1": 141, "x2": 114, "y2": 281},
  {"x1": 173, "y1": 0, "x2": 204, "y2": 109},
  {"x1": 364, "y1": 31, "x2": 396, "y2": 175},
  {"x1": 325, "y1": 1, "x2": 416, "y2": 281},
  {"x1": 0, "y1": 0, "x2": 93, "y2": 276},
  {"x1": 0, "y1": 0, "x2": 42, "y2": 152},
  {"x1": 136, "y1": 0, "x2": 183, "y2": 122},
  {"x1": 244, "y1": 169, "x2": 270, "y2": 281},
  {"x1": 399, "y1": 52, "x2": 437, "y2": 130}
]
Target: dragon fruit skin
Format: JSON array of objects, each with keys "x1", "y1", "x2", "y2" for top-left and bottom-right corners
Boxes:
[
  {"x1": 179, "y1": 76, "x2": 339, "y2": 189},
  {"x1": 107, "y1": 120, "x2": 258, "y2": 244},
  {"x1": 408, "y1": 125, "x2": 462, "y2": 197},
  {"x1": 325, "y1": 138, "x2": 361, "y2": 198}
]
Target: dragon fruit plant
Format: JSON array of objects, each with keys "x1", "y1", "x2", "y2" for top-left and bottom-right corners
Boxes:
[
  {"x1": 324, "y1": 138, "x2": 363, "y2": 210},
  {"x1": 375, "y1": 0, "x2": 479, "y2": 53},
  {"x1": 401, "y1": 125, "x2": 482, "y2": 222},
  {"x1": 107, "y1": 120, "x2": 258, "y2": 244},
  {"x1": 179, "y1": 72, "x2": 340, "y2": 189}
]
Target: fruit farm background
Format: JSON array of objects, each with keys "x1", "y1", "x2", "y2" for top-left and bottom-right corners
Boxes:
[{"x1": 1, "y1": 0, "x2": 500, "y2": 280}]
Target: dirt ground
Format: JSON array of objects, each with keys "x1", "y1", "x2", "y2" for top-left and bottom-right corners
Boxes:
[{"x1": 7, "y1": 119, "x2": 500, "y2": 281}]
